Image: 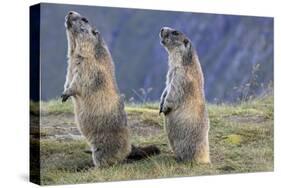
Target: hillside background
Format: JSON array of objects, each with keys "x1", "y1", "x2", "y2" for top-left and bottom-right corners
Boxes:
[{"x1": 37, "y1": 3, "x2": 273, "y2": 102}]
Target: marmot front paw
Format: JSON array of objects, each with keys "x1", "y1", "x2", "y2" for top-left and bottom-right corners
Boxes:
[
  {"x1": 160, "y1": 103, "x2": 172, "y2": 115},
  {"x1": 159, "y1": 101, "x2": 164, "y2": 114},
  {"x1": 61, "y1": 93, "x2": 70, "y2": 102}
]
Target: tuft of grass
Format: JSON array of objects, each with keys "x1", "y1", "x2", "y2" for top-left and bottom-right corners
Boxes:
[
  {"x1": 223, "y1": 134, "x2": 243, "y2": 145},
  {"x1": 126, "y1": 102, "x2": 159, "y2": 110},
  {"x1": 38, "y1": 95, "x2": 273, "y2": 185},
  {"x1": 126, "y1": 106, "x2": 163, "y2": 128},
  {"x1": 40, "y1": 99, "x2": 73, "y2": 114}
]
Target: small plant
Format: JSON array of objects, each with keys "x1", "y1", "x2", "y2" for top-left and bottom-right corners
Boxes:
[
  {"x1": 234, "y1": 63, "x2": 264, "y2": 102},
  {"x1": 132, "y1": 87, "x2": 153, "y2": 103},
  {"x1": 128, "y1": 97, "x2": 135, "y2": 103}
]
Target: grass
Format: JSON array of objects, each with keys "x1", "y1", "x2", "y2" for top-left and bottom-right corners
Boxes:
[
  {"x1": 40, "y1": 99, "x2": 73, "y2": 114},
  {"x1": 34, "y1": 95, "x2": 274, "y2": 185}
]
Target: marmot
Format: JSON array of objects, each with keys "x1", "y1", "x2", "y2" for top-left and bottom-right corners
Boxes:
[
  {"x1": 159, "y1": 27, "x2": 210, "y2": 164},
  {"x1": 62, "y1": 11, "x2": 159, "y2": 167}
]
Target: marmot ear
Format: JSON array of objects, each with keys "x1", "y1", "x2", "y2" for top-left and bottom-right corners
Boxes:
[
  {"x1": 182, "y1": 41, "x2": 193, "y2": 65},
  {"x1": 183, "y1": 39, "x2": 189, "y2": 47}
]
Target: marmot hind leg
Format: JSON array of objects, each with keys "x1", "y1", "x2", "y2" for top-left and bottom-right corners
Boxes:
[
  {"x1": 194, "y1": 143, "x2": 210, "y2": 164},
  {"x1": 88, "y1": 144, "x2": 161, "y2": 166},
  {"x1": 172, "y1": 140, "x2": 210, "y2": 164},
  {"x1": 91, "y1": 147, "x2": 118, "y2": 168}
]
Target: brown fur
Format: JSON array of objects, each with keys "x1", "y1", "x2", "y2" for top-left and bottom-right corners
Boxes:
[
  {"x1": 62, "y1": 11, "x2": 159, "y2": 167},
  {"x1": 159, "y1": 27, "x2": 210, "y2": 164}
]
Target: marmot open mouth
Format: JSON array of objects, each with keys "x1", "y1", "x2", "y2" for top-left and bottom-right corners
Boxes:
[
  {"x1": 65, "y1": 20, "x2": 72, "y2": 28},
  {"x1": 65, "y1": 15, "x2": 72, "y2": 28},
  {"x1": 65, "y1": 12, "x2": 77, "y2": 29}
]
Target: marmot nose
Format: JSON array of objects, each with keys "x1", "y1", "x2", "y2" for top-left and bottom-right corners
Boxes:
[
  {"x1": 66, "y1": 11, "x2": 80, "y2": 22},
  {"x1": 68, "y1": 11, "x2": 74, "y2": 16},
  {"x1": 68, "y1": 11, "x2": 81, "y2": 17}
]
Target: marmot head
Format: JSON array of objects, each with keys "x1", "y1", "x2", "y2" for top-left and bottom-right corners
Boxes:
[
  {"x1": 159, "y1": 27, "x2": 192, "y2": 52},
  {"x1": 160, "y1": 27, "x2": 194, "y2": 65},
  {"x1": 65, "y1": 11, "x2": 105, "y2": 58}
]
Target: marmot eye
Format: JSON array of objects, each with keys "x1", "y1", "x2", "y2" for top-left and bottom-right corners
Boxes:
[
  {"x1": 92, "y1": 29, "x2": 99, "y2": 36},
  {"x1": 183, "y1": 39, "x2": 189, "y2": 47},
  {"x1": 171, "y1": 31, "x2": 180, "y2": 36},
  {"x1": 81, "y1": 17, "x2": 88, "y2": 23}
]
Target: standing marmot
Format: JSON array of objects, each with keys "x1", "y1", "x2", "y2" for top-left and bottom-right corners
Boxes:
[
  {"x1": 62, "y1": 11, "x2": 159, "y2": 167},
  {"x1": 159, "y1": 27, "x2": 210, "y2": 164}
]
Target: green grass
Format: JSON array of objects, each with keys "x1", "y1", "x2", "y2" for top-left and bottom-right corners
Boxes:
[
  {"x1": 40, "y1": 99, "x2": 73, "y2": 114},
  {"x1": 36, "y1": 95, "x2": 274, "y2": 185}
]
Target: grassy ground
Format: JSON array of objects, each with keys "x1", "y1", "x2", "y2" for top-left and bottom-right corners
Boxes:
[{"x1": 30, "y1": 95, "x2": 273, "y2": 185}]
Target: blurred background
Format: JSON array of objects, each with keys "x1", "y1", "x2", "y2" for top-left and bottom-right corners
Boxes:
[{"x1": 37, "y1": 3, "x2": 273, "y2": 103}]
